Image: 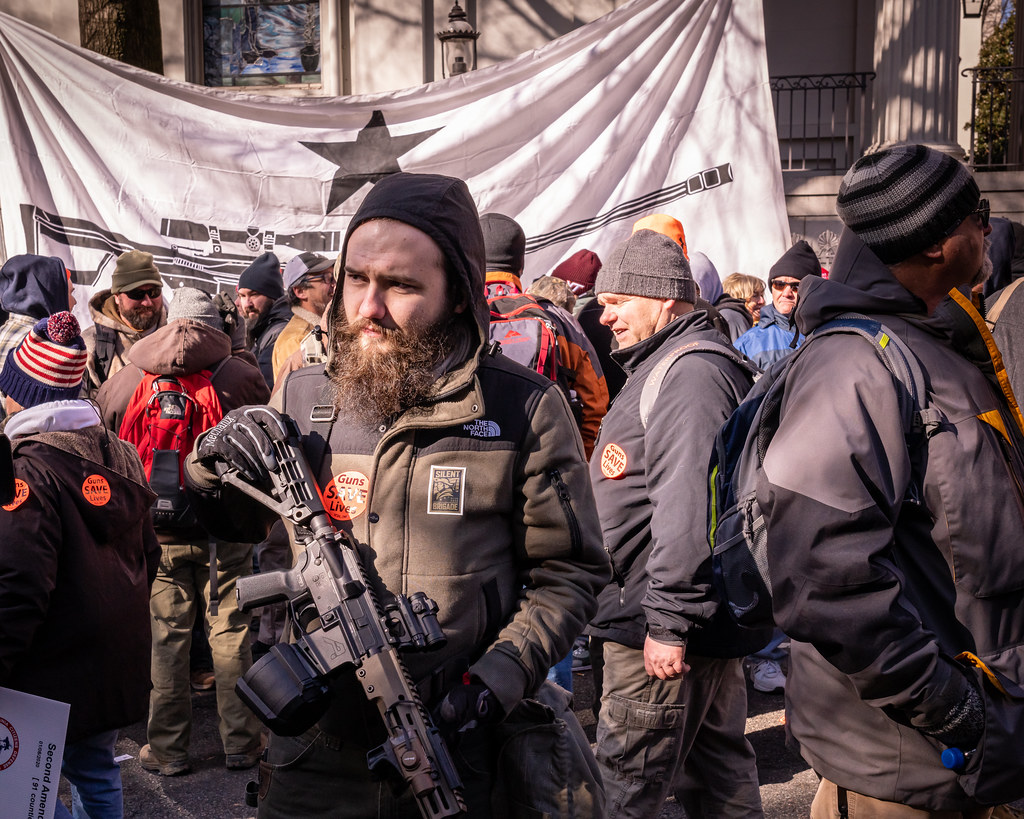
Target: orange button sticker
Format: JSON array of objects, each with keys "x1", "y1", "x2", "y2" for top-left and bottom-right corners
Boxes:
[
  {"x1": 3, "y1": 479, "x2": 30, "y2": 511},
  {"x1": 322, "y1": 471, "x2": 370, "y2": 521},
  {"x1": 600, "y1": 443, "x2": 628, "y2": 479},
  {"x1": 82, "y1": 474, "x2": 111, "y2": 506}
]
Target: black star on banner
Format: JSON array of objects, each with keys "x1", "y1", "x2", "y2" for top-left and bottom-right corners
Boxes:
[{"x1": 301, "y1": 110, "x2": 441, "y2": 214}]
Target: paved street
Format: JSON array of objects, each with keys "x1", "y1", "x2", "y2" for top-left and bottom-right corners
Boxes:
[{"x1": 61, "y1": 663, "x2": 816, "y2": 818}]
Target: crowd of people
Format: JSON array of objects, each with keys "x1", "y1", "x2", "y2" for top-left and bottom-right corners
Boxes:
[{"x1": 2, "y1": 143, "x2": 1024, "y2": 819}]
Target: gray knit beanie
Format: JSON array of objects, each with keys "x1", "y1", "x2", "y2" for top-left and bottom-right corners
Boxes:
[
  {"x1": 168, "y1": 287, "x2": 222, "y2": 330},
  {"x1": 836, "y1": 144, "x2": 980, "y2": 264},
  {"x1": 595, "y1": 229, "x2": 697, "y2": 302}
]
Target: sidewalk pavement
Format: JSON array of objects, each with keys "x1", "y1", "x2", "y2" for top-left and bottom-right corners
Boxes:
[{"x1": 61, "y1": 665, "x2": 816, "y2": 818}]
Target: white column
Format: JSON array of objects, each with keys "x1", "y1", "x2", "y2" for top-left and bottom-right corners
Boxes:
[{"x1": 870, "y1": 0, "x2": 964, "y2": 157}]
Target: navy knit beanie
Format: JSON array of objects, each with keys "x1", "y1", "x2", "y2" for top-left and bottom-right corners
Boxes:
[{"x1": 237, "y1": 252, "x2": 283, "y2": 299}]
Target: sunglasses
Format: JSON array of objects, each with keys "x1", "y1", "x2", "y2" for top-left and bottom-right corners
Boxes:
[
  {"x1": 770, "y1": 280, "x2": 799, "y2": 293},
  {"x1": 972, "y1": 198, "x2": 990, "y2": 230},
  {"x1": 124, "y1": 286, "x2": 162, "y2": 301}
]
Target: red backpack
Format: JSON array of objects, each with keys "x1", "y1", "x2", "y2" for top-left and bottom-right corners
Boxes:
[
  {"x1": 487, "y1": 293, "x2": 560, "y2": 382},
  {"x1": 119, "y1": 370, "x2": 224, "y2": 530}
]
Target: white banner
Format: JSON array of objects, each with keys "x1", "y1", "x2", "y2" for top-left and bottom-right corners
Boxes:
[{"x1": 0, "y1": 0, "x2": 787, "y2": 305}]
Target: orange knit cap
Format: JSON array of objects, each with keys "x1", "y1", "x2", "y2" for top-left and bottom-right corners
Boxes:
[{"x1": 632, "y1": 214, "x2": 688, "y2": 260}]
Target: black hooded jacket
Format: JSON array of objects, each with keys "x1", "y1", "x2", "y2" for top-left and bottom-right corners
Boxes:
[
  {"x1": 0, "y1": 254, "x2": 71, "y2": 318},
  {"x1": 760, "y1": 229, "x2": 1024, "y2": 808}
]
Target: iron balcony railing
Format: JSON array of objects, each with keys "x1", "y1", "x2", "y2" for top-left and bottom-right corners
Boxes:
[
  {"x1": 962, "y1": 65, "x2": 1024, "y2": 171},
  {"x1": 770, "y1": 72, "x2": 875, "y2": 173}
]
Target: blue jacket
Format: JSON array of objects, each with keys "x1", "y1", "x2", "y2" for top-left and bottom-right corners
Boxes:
[{"x1": 733, "y1": 302, "x2": 802, "y2": 369}]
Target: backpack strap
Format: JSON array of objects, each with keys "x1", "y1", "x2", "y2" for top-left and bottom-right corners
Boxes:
[
  {"x1": 640, "y1": 340, "x2": 758, "y2": 429},
  {"x1": 786, "y1": 313, "x2": 940, "y2": 505},
  {"x1": 281, "y1": 371, "x2": 336, "y2": 477},
  {"x1": 199, "y1": 363, "x2": 229, "y2": 618},
  {"x1": 985, "y1": 277, "x2": 1024, "y2": 330},
  {"x1": 208, "y1": 537, "x2": 219, "y2": 617}
]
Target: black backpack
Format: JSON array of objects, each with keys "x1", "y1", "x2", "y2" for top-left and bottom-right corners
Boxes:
[{"x1": 708, "y1": 313, "x2": 942, "y2": 630}]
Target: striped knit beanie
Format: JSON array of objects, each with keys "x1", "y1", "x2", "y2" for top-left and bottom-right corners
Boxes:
[
  {"x1": 836, "y1": 144, "x2": 979, "y2": 264},
  {"x1": 0, "y1": 312, "x2": 87, "y2": 407}
]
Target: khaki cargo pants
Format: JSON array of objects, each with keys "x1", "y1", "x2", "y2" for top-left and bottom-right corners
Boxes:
[{"x1": 147, "y1": 539, "x2": 261, "y2": 764}]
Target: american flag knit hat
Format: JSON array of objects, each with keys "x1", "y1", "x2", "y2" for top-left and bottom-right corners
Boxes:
[{"x1": 0, "y1": 312, "x2": 87, "y2": 407}]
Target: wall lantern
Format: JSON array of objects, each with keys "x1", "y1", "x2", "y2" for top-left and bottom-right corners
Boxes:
[
  {"x1": 962, "y1": 0, "x2": 984, "y2": 18},
  {"x1": 437, "y1": 2, "x2": 480, "y2": 78}
]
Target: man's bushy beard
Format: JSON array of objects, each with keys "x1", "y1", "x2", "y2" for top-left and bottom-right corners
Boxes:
[
  {"x1": 121, "y1": 303, "x2": 160, "y2": 332},
  {"x1": 328, "y1": 315, "x2": 463, "y2": 426}
]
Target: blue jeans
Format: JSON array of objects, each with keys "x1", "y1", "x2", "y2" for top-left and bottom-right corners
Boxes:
[
  {"x1": 546, "y1": 652, "x2": 573, "y2": 692},
  {"x1": 750, "y1": 627, "x2": 787, "y2": 661},
  {"x1": 55, "y1": 729, "x2": 122, "y2": 819}
]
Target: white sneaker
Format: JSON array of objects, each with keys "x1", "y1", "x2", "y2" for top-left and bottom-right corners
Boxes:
[{"x1": 750, "y1": 659, "x2": 786, "y2": 693}]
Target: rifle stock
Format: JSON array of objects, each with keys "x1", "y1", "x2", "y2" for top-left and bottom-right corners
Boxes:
[{"x1": 227, "y1": 407, "x2": 466, "y2": 818}]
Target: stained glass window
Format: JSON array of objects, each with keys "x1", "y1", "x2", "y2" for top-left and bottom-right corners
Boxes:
[{"x1": 202, "y1": 0, "x2": 321, "y2": 87}]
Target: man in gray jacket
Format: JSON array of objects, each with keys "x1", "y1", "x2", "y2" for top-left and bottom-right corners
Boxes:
[
  {"x1": 761, "y1": 144, "x2": 1024, "y2": 815},
  {"x1": 587, "y1": 229, "x2": 765, "y2": 818}
]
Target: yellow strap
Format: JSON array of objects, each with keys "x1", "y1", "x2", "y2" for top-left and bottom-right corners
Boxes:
[
  {"x1": 978, "y1": 410, "x2": 1010, "y2": 443},
  {"x1": 950, "y1": 288, "x2": 1024, "y2": 438},
  {"x1": 956, "y1": 650, "x2": 1009, "y2": 695}
]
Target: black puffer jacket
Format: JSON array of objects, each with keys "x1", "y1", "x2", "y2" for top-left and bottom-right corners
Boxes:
[{"x1": 250, "y1": 296, "x2": 292, "y2": 388}]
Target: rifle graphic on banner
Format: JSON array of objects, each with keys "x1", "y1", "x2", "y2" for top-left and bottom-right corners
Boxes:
[{"x1": 21, "y1": 205, "x2": 344, "y2": 291}]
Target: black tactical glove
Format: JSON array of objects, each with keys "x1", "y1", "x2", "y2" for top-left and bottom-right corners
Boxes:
[
  {"x1": 435, "y1": 680, "x2": 500, "y2": 736},
  {"x1": 196, "y1": 406, "x2": 280, "y2": 484},
  {"x1": 212, "y1": 291, "x2": 245, "y2": 351}
]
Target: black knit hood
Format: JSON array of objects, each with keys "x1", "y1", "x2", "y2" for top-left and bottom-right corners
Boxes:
[
  {"x1": 327, "y1": 173, "x2": 489, "y2": 349},
  {"x1": 0, "y1": 255, "x2": 71, "y2": 318}
]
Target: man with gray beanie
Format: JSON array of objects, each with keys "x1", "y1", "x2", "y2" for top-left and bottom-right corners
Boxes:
[
  {"x1": 82, "y1": 248, "x2": 167, "y2": 397},
  {"x1": 96, "y1": 287, "x2": 269, "y2": 777},
  {"x1": 757, "y1": 144, "x2": 1024, "y2": 815},
  {"x1": 586, "y1": 229, "x2": 764, "y2": 818}
]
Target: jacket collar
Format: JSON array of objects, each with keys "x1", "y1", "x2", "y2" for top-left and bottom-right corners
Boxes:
[
  {"x1": 611, "y1": 310, "x2": 715, "y2": 375},
  {"x1": 757, "y1": 302, "x2": 794, "y2": 330}
]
